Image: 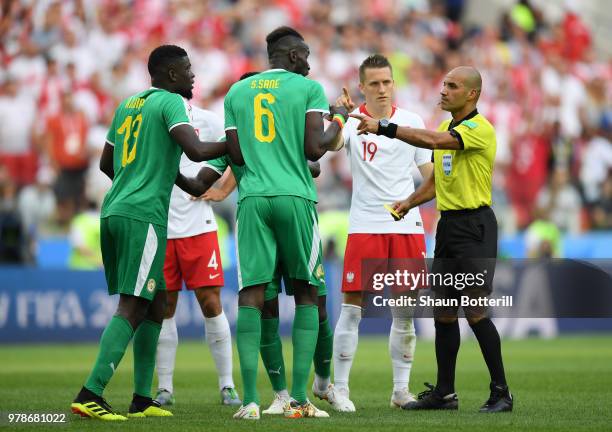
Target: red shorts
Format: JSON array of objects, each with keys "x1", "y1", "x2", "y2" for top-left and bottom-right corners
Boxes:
[
  {"x1": 164, "y1": 231, "x2": 225, "y2": 291},
  {"x1": 342, "y1": 233, "x2": 426, "y2": 293}
]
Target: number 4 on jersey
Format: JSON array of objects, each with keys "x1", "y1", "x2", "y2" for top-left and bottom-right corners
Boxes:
[{"x1": 208, "y1": 250, "x2": 219, "y2": 271}]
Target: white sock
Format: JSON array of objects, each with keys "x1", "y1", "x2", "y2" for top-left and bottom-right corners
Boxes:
[
  {"x1": 277, "y1": 389, "x2": 290, "y2": 399},
  {"x1": 156, "y1": 317, "x2": 178, "y2": 393},
  {"x1": 333, "y1": 304, "x2": 362, "y2": 392},
  {"x1": 204, "y1": 311, "x2": 234, "y2": 390},
  {"x1": 314, "y1": 374, "x2": 331, "y2": 392},
  {"x1": 389, "y1": 317, "x2": 416, "y2": 392}
]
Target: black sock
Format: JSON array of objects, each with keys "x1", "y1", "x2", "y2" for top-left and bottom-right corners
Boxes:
[
  {"x1": 469, "y1": 318, "x2": 507, "y2": 387},
  {"x1": 131, "y1": 393, "x2": 154, "y2": 410},
  {"x1": 75, "y1": 386, "x2": 100, "y2": 402},
  {"x1": 434, "y1": 320, "x2": 460, "y2": 395}
]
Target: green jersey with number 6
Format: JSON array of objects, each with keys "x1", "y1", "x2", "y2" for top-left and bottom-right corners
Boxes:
[
  {"x1": 224, "y1": 69, "x2": 329, "y2": 202},
  {"x1": 101, "y1": 88, "x2": 191, "y2": 228}
]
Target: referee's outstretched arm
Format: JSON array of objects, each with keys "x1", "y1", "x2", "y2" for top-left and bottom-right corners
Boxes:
[{"x1": 349, "y1": 113, "x2": 462, "y2": 151}]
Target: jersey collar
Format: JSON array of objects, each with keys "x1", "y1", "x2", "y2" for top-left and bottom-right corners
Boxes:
[
  {"x1": 449, "y1": 108, "x2": 478, "y2": 129},
  {"x1": 359, "y1": 103, "x2": 397, "y2": 119},
  {"x1": 260, "y1": 68, "x2": 287, "y2": 74}
]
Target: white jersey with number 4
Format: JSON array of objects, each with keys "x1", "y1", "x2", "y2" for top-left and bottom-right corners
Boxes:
[
  {"x1": 343, "y1": 104, "x2": 432, "y2": 234},
  {"x1": 167, "y1": 105, "x2": 224, "y2": 239}
]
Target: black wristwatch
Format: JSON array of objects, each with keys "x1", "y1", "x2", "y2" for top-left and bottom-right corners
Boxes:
[{"x1": 377, "y1": 118, "x2": 398, "y2": 138}]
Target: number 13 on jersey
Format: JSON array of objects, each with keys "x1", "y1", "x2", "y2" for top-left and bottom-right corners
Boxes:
[
  {"x1": 254, "y1": 93, "x2": 276, "y2": 143},
  {"x1": 117, "y1": 114, "x2": 143, "y2": 166}
]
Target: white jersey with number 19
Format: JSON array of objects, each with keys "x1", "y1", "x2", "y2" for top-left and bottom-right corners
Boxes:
[{"x1": 343, "y1": 104, "x2": 432, "y2": 234}]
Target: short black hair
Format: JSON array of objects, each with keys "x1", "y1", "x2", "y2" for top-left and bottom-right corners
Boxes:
[
  {"x1": 148, "y1": 45, "x2": 188, "y2": 77},
  {"x1": 359, "y1": 54, "x2": 393, "y2": 82},
  {"x1": 239, "y1": 71, "x2": 260, "y2": 81},
  {"x1": 266, "y1": 26, "x2": 304, "y2": 57}
]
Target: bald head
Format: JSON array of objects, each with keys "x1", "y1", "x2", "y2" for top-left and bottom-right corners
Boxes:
[
  {"x1": 449, "y1": 66, "x2": 482, "y2": 95},
  {"x1": 439, "y1": 66, "x2": 482, "y2": 115}
]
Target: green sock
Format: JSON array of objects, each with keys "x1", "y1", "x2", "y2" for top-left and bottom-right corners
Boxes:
[
  {"x1": 314, "y1": 318, "x2": 333, "y2": 379},
  {"x1": 133, "y1": 319, "x2": 162, "y2": 398},
  {"x1": 291, "y1": 305, "x2": 318, "y2": 404},
  {"x1": 237, "y1": 306, "x2": 262, "y2": 405},
  {"x1": 84, "y1": 315, "x2": 134, "y2": 396},
  {"x1": 260, "y1": 317, "x2": 287, "y2": 392}
]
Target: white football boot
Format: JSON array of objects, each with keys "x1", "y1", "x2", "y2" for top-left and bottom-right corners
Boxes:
[
  {"x1": 262, "y1": 392, "x2": 290, "y2": 415},
  {"x1": 233, "y1": 402, "x2": 260, "y2": 420},
  {"x1": 312, "y1": 383, "x2": 356, "y2": 412},
  {"x1": 390, "y1": 389, "x2": 416, "y2": 408}
]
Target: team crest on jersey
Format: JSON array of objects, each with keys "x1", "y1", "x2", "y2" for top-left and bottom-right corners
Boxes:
[
  {"x1": 316, "y1": 264, "x2": 325, "y2": 279},
  {"x1": 442, "y1": 154, "x2": 452, "y2": 176},
  {"x1": 147, "y1": 279, "x2": 156, "y2": 293},
  {"x1": 346, "y1": 272, "x2": 355, "y2": 283}
]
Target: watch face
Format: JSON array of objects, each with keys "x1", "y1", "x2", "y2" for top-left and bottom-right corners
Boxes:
[{"x1": 379, "y1": 119, "x2": 390, "y2": 127}]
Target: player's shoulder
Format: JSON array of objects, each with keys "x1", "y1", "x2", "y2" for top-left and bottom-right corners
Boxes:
[
  {"x1": 455, "y1": 113, "x2": 495, "y2": 138},
  {"x1": 392, "y1": 107, "x2": 425, "y2": 127},
  {"x1": 472, "y1": 113, "x2": 495, "y2": 132}
]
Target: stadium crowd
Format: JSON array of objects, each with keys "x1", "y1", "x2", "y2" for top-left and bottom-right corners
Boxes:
[{"x1": 0, "y1": 0, "x2": 610, "y2": 264}]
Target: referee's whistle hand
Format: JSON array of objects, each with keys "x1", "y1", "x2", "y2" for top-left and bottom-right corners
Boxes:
[{"x1": 392, "y1": 200, "x2": 410, "y2": 219}]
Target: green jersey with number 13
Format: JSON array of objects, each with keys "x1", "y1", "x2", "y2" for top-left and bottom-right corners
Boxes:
[{"x1": 101, "y1": 88, "x2": 191, "y2": 228}]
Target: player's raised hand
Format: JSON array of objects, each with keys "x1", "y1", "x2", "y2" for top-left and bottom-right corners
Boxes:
[
  {"x1": 335, "y1": 86, "x2": 355, "y2": 112},
  {"x1": 349, "y1": 113, "x2": 378, "y2": 135},
  {"x1": 392, "y1": 199, "x2": 411, "y2": 219}
]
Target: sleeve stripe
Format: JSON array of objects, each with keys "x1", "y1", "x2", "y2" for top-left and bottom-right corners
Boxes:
[
  {"x1": 306, "y1": 108, "x2": 330, "y2": 113},
  {"x1": 224, "y1": 126, "x2": 237, "y2": 131},
  {"x1": 168, "y1": 122, "x2": 191, "y2": 132},
  {"x1": 105, "y1": 140, "x2": 115, "y2": 147}
]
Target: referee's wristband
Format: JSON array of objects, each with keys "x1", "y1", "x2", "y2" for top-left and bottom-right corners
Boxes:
[
  {"x1": 378, "y1": 122, "x2": 398, "y2": 139},
  {"x1": 332, "y1": 114, "x2": 345, "y2": 129}
]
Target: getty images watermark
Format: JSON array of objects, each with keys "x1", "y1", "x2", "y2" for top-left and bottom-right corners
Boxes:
[
  {"x1": 356, "y1": 259, "x2": 612, "y2": 318},
  {"x1": 370, "y1": 267, "x2": 512, "y2": 308}
]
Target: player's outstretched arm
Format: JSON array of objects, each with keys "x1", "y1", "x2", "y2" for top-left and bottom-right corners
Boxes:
[
  {"x1": 99, "y1": 143, "x2": 114, "y2": 180},
  {"x1": 175, "y1": 166, "x2": 222, "y2": 197},
  {"x1": 225, "y1": 129, "x2": 244, "y2": 166},
  {"x1": 350, "y1": 113, "x2": 462, "y2": 150},
  {"x1": 392, "y1": 169, "x2": 436, "y2": 219},
  {"x1": 171, "y1": 124, "x2": 228, "y2": 161},
  {"x1": 304, "y1": 105, "x2": 348, "y2": 161}
]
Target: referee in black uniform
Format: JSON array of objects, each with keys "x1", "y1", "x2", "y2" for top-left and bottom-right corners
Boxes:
[{"x1": 351, "y1": 66, "x2": 512, "y2": 413}]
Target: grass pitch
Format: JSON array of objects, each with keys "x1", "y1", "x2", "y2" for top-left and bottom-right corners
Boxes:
[{"x1": 1, "y1": 335, "x2": 611, "y2": 431}]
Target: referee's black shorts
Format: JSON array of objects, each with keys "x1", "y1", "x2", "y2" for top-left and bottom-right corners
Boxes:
[{"x1": 431, "y1": 206, "x2": 497, "y2": 317}]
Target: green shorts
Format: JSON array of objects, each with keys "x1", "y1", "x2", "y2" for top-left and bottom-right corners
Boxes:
[
  {"x1": 100, "y1": 215, "x2": 167, "y2": 301},
  {"x1": 237, "y1": 196, "x2": 322, "y2": 290},
  {"x1": 264, "y1": 251, "x2": 327, "y2": 302}
]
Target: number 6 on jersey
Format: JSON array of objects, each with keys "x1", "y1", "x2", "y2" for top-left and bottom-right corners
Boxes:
[{"x1": 254, "y1": 93, "x2": 276, "y2": 143}]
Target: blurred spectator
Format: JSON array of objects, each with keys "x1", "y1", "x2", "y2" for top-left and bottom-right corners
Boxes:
[
  {"x1": 44, "y1": 91, "x2": 90, "y2": 220},
  {"x1": 0, "y1": 76, "x2": 38, "y2": 185},
  {"x1": 68, "y1": 200, "x2": 101, "y2": 270},
  {"x1": 535, "y1": 167, "x2": 582, "y2": 233},
  {"x1": 591, "y1": 171, "x2": 612, "y2": 230},
  {"x1": 17, "y1": 166, "x2": 56, "y2": 259},
  {"x1": 525, "y1": 219, "x2": 561, "y2": 258},
  {"x1": 0, "y1": 165, "x2": 27, "y2": 263},
  {"x1": 580, "y1": 128, "x2": 612, "y2": 203}
]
